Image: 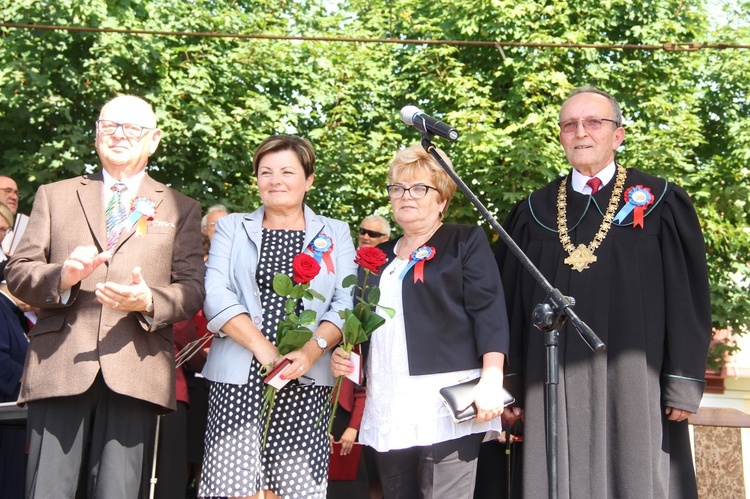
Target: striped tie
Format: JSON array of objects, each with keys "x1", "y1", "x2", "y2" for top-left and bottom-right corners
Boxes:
[{"x1": 105, "y1": 183, "x2": 128, "y2": 249}]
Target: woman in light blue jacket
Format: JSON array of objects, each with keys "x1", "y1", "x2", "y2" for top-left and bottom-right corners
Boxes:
[{"x1": 199, "y1": 135, "x2": 356, "y2": 499}]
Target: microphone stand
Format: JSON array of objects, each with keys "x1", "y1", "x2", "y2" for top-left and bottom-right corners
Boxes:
[{"x1": 418, "y1": 134, "x2": 606, "y2": 499}]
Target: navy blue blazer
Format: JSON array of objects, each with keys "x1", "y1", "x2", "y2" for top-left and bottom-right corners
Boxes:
[{"x1": 372, "y1": 224, "x2": 509, "y2": 375}]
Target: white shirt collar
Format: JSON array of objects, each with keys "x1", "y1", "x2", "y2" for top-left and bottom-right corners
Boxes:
[
  {"x1": 571, "y1": 161, "x2": 616, "y2": 194},
  {"x1": 101, "y1": 169, "x2": 146, "y2": 207}
]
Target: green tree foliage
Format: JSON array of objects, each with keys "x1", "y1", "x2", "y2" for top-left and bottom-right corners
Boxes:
[{"x1": 1, "y1": 0, "x2": 749, "y2": 337}]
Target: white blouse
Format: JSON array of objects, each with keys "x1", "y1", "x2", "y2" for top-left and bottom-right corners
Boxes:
[{"x1": 358, "y1": 256, "x2": 502, "y2": 452}]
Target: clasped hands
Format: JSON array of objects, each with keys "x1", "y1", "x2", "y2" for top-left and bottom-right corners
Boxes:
[{"x1": 61, "y1": 245, "x2": 153, "y2": 314}]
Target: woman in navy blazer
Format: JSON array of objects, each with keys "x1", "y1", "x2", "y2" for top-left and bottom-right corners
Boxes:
[
  {"x1": 332, "y1": 144, "x2": 510, "y2": 499},
  {"x1": 200, "y1": 136, "x2": 356, "y2": 499},
  {"x1": 1, "y1": 250, "x2": 29, "y2": 499}
]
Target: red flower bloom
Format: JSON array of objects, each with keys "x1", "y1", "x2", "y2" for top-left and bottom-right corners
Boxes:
[
  {"x1": 292, "y1": 253, "x2": 321, "y2": 284},
  {"x1": 354, "y1": 246, "x2": 388, "y2": 275}
]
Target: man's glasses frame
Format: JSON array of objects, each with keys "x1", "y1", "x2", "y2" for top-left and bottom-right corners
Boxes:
[
  {"x1": 96, "y1": 120, "x2": 153, "y2": 139},
  {"x1": 386, "y1": 184, "x2": 439, "y2": 199},
  {"x1": 359, "y1": 227, "x2": 387, "y2": 238},
  {"x1": 559, "y1": 118, "x2": 620, "y2": 134},
  {"x1": 0, "y1": 187, "x2": 22, "y2": 199}
]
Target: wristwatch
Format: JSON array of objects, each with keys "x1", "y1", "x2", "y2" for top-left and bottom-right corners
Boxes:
[{"x1": 311, "y1": 335, "x2": 328, "y2": 351}]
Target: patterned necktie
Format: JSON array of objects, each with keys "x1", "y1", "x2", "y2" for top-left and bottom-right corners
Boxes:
[
  {"x1": 105, "y1": 183, "x2": 128, "y2": 249},
  {"x1": 586, "y1": 177, "x2": 602, "y2": 194}
]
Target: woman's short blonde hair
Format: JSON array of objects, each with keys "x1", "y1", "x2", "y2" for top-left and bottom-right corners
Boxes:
[{"x1": 387, "y1": 144, "x2": 457, "y2": 214}]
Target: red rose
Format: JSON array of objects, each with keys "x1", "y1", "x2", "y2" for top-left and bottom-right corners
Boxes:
[
  {"x1": 355, "y1": 247, "x2": 388, "y2": 274},
  {"x1": 292, "y1": 254, "x2": 321, "y2": 284}
]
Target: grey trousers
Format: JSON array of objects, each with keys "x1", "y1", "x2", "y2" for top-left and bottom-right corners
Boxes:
[
  {"x1": 377, "y1": 432, "x2": 485, "y2": 499},
  {"x1": 25, "y1": 373, "x2": 155, "y2": 499}
]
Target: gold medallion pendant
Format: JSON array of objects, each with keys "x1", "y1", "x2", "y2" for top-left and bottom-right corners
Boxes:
[
  {"x1": 557, "y1": 166, "x2": 627, "y2": 272},
  {"x1": 564, "y1": 244, "x2": 598, "y2": 272}
]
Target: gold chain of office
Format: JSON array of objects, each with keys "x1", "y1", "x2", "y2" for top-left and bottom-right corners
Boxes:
[{"x1": 556, "y1": 166, "x2": 627, "y2": 272}]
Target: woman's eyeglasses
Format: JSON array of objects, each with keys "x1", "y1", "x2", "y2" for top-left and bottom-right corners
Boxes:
[
  {"x1": 359, "y1": 227, "x2": 387, "y2": 238},
  {"x1": 386, "y1": 184, "x2": 439, "y2": 199}
]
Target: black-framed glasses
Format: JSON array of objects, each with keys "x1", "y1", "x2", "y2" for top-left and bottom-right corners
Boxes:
[
  {"x1": 386, "y1": 184, "x2": 439, "y2": 199},
  {"x1": 559, "y1": 118, "x2": 619, "y2": 134},
  {"x1": 96, "y1": 120, "x2": 153, "y2": 139},
  {"x1": 359, "y1": 227, "x2": 386, "y2": 238},
  {"x1": 0, "y1": 187, "x2": 22, "y2": 199}
]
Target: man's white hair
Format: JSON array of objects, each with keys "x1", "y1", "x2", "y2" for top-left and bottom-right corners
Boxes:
[
  {"x1": 201, "y1": 204, "x2": 229, "y2": 228},
  {"x1": 361, "y1": 214, "x2": 391, "y2": 236}
]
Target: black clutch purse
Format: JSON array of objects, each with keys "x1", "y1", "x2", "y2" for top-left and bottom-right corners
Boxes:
[{"x1": 439, "y1": 377, "x2": 515, "y2": 423}]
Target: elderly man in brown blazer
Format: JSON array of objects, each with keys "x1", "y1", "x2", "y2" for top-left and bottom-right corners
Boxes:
[{"x1": 6, "y1": 95, "x2": 205, "y2": 499}]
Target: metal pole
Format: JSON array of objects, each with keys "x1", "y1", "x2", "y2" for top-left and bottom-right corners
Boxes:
[{"x1": 149, "y1": 415, "x2": 161, "y2": 499}]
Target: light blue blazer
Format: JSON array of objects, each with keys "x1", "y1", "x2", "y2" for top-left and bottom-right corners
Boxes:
[{"x1": 202, "y1": 205, "x2": 356, "y2": 386}]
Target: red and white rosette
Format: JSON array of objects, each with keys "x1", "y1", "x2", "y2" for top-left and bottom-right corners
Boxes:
[
  {"x1": 399, "y1": 245, "x2": 436, "y2": 283},
  {"x1": 309, "y1": 233, "x2": 335, "y2": 274},
  {"x1": 613, "y1": 185, "x2": 654, "y2": 229}
]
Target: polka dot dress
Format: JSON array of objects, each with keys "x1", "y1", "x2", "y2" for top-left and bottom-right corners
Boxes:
[{"x1": 200, "y1": 229, "x2": 332, "y2": 498}]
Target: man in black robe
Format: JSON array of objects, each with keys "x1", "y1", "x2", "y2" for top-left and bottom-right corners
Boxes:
[{"x1": 496, "y1": 86, "x2": 711, "y2": 498}]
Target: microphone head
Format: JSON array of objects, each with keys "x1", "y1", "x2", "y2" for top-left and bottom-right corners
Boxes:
[{"x1": 400, "y1": 105, "x2": 421, "y2": 126}]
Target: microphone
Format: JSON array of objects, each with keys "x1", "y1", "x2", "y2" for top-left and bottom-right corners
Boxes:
[{"x1": 400, "y1": 106, "x2": 459, "y2": 141}]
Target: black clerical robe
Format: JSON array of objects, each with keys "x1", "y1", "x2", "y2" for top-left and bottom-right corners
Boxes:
[{"x1": 496, "y1": 167, "x2": 711, "y2": 499}]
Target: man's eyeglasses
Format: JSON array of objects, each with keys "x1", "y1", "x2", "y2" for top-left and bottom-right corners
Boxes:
[
  {"x1": 96, "y1": 120, "x2": 153, "y2": 139},
  {"x1": 386, "y1": 184, "x2": 439, "y2": 199},
  {"x1": 559, "y1": 118, "x2": 619, "y2": 134},
  {"x1": 0, "y1": 187, "x2": 22, "y2": 199},
  {"x1": 359, "y1": 227, "x2": 387, "y2": 238}
]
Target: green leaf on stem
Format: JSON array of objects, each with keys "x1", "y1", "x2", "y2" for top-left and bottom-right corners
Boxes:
[
  {"x1": 342, "y1": 312, "x2": 364, "y2": 346},
  {"x1": 366, "y1": 286, "x2": 381, "y2": 305},
  {"x1": 342, "y1": 274, "x2": 358, "y2": 289},
  {"x1": 290, "y1": 284, "x2": 306, "y2": 300},
  {"x1": 378, "y1": 304, "x2": 396, "y2": 319},
  {"x1": 273, "y1": 274, "x2": 294, "y2": 297},
  {"x1": 298, "y1": 309, "x2": 317, "y2": 325},
  {"x1": 284, "y1": 298, "x2": 296, "y2": 315},
  {"x1": 305, "y1": 288, "x2": 327, "y2": 302},
  {"x1": 359, "y1": 307, "x2": 385, "y2": 339},
  {"x1": 278, "y1": 328, "x2": 314, "y2": 355},
  {"x1": 276, "y1": 322, "x2": 291, "y2": 340}
]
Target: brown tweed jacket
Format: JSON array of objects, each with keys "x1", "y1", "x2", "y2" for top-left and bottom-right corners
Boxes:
[{"x1": 6, "y1": 171, "x2": 205, "y2": 412}]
